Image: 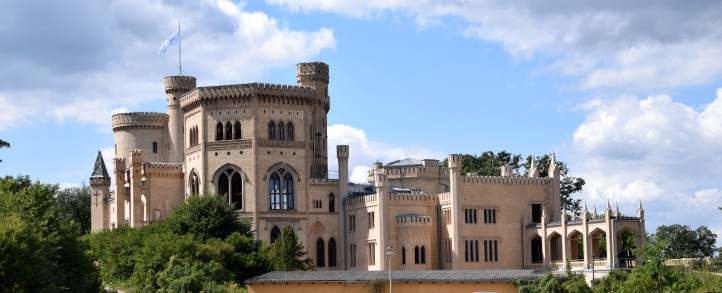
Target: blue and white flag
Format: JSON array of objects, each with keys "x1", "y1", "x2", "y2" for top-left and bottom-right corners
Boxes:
[{"x1": 158, "y1": 28, "x2": 180, "y2": 55}]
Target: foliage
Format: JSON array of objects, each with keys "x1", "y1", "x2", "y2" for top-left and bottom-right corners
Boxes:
[
  {"x1": 442, "y1": 151, "x2": 586, "y2": 217},
  {"x1": 268, "y1": 226, "x2": 313, "y2": 271},
  {"x1": 0, "y1": 175, "x2": 100, "y2": 292},
  {"x1": 0, "y1": 138, "x2": 8, "y2": 163},
  {"x1": 653, "y1": 224, "x2": 717, "y2": 258},
  {"x1": 55, "y1": 185, "x2": 92, "y2": 234},
  {"x1": 367, "y1": 279, "x2": 386, "y2": 293},
  {"x1": 87, "y1": 193, "x2": 271, "y2": 291}
]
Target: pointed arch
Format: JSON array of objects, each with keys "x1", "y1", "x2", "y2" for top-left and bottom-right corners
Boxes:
[
  {"x1": 316, "y1": 238, "x2": 326, "y2": 267},
  {"x1": 328, "y1": 192, "x2": 335, "y2": 213},
  {"x1": 225, "y1": 121, "x2": 232, "y2": 140},
  {"x1": 189, "y1": 170, "x2": 199, "y2": 195},
  {"x1": 414, "y1": 246, "x2": 420, "y2": 264},
  {"x1": 152, "y1": 141, "x2": 158, "y2": 153},
  {"x1": 234, "y1": 121, "x2": 242, "y2": 139},
  {"x1": 213, "y1": 164, "x2": 245, "y2": 210},
  {"x1": 140, "y1": 194, "x2": 148, "y2": 222},
  {"x1": 215, "y1": 122, "x2": 223, "y2": 141},
  {"x1": 270, "y1": 226, "x2": 281, "y2": 244},
  {"x1": 286, "y1": 121, "x2": 294, "y2": 140},
  {"x1": 328, "y1": 238, "x2": 337, "y2": 267},
  {"x1": 268, "y1": 121, "x2": 276, "y2": 140},
  {"x1": 278, "y1": 121, "x2": 285, "y2": 141},
  {"x1": 531, "y1": 235, "x2": 543, "y2": 263},
  {"x1": 267, "y1": 163, "x2": 297, "y2": 211}
]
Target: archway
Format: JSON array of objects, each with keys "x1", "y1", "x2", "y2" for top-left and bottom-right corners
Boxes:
[
  {"x1": 214, "y1": 165, "x2": 244, "y2": 210},
  {"x1": 617, "y1": 229, "x2": 638, "y2": 268},
  {"x1": 549, "y1": 232, "x2": 562, "y2": 261},
  {"x1": 328, "y1": 238, "x2": 337, "y2": 267},
  {"x1": 590, "y1": 228, "x2": 607, "y2": 259},
  {"x1": 316, "y1": 238, "x2": 325, "y2": 267},
  {"x1": 568, "y1": 230, "x2": 584, "y2": 260},
  {"x1": 531, "y1": 235, "x2": 543, "y2": 263},
  {"x1": 270, "y1": 226, "x2": 281, "y2": 244}
]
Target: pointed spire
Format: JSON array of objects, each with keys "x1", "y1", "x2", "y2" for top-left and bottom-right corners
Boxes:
[
  {"x1": 529, "y1": 156, "x2": 539, "y2": 178},
  {"x1": 637, "y1": 200, "x2": 645, "y2": 219},
  {"x1": 547, "y1": 153, "x2": 558, "y2": 178},
  {"x1": 606, "y1": 199, "x2": 612, "y2": 211},
  {"x1": 615, "y1": 202, "x2": 620, "y2": 216},
  {"x1": 593, "y1": 205, "x2": 598, "y2": 217},
  {"x1": 91, "y1": 151, "x2": 109, "y2": 178}
]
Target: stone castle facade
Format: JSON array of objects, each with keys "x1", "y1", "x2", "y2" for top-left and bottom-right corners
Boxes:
[{"x1": 90, "y1": 62, "x2": 646, "y2": 272}]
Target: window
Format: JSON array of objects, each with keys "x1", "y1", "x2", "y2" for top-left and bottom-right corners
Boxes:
[
  {"x1": 270, "y1": 226, "x2": 280, "y2": 244},
  {"x1": 313, "y1": 200, "x2": 322, "y2": 209},
  {"x1": 189, "y1": 126, "x2": 199, "y2": 146},
  {"x1": 141, "y1": 195, "x2": 148, "y2": 222},
  {"x1": 349, "y1": 244, "x2": 357, "y2": 267},
  {"x1": 217, "y1": 168, "x2": 243, "y2": 210},
  {"x1": 421, "y1": 246, "x2": 426, "y2": 264},
  {"x1": 278, "y1": 121, "x2": 285, "y2": 141},
  {"x1": 268, "y1": 121, "x2": 276, "y2": 140},
  {"x1": 328, "y1": 238, "x2": 337, "y2": 267},
  {"x1": 269, "y1": 168, "x2": 294, "y2": 210},
  {"x1": 225, "y1": 122, "x2": 232, "y2": 140},
  {"x1": 443, "y1": 208, "x2": 451, "y2": 224},
  {"x1": 484, "y1": 240, "x2": 499, "y2": 262},
  {"x1": 152, "y1": 142, "x2": 158, "y2": 153},
  {"x1": 414, "y1": 245, "x2": 426, "y2": 264},
  {"x1": 484, "y1": 209, "x2": 497, "y2": 224},
  {"x1": 328, "y1": 193, "x2": 335, "y2": 213},
  {"x1": 189, "y1": 171, "x2": 199, "y2": 195},
  {"x1": 532, "y1": 204, "x2": 542, "y2": 223},
  {"x1": 465, "y1": 240, "x2": 480, "y2": 262},
  {"x1": 368, "y1": 242, "x2": 376, "y2": 266},
  {"x1": 316, "y1": 238, "x2": 325, "y2": 267},
  {"x1": 401, "y1": 246, "x2": 406, "y2": 265},
  {"x1": 286, "y1": 122, "x2": 294, "y2": 140},
  {"x1": 349, "y1": 214, "x2": 356, "y2": 232},
  {"x1": 464, "y1": 208, "x2": 477, "y2": 224},
  {"x1": 444, "y1": 239, "x2": 453, "y2": 263},
  {"x1": 368, "y1": 212, "x2": 375, "y2": 229},
  {"x1": 234, "y1": 121, "x2": 241, "y2": 139},
  {"x1": 216, "y1": 122, "x2": 223, "y2": 141}
]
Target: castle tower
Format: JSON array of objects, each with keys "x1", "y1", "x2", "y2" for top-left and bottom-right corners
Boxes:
[
  {"x1": 448, "y1": 154, "x2": 464, "y2": 269},
  {"x1": 90, "y1": 151, "x2": 111, "y2": 232},
  {"x1": 164, "y1": 75, "x2": 196, "y2": 163},
  {"x1": 297, "y1": 62, "x2": 329, "y2": 178},
  {"x1": 112, "y1": 112, "x2": 170, "y2": 162},
  {"x1": 372, "y1": 161, "x2": 389, "y2": 270},
  {"x1": 336, "y1": 145, "x2": 349, "y2": 269}
]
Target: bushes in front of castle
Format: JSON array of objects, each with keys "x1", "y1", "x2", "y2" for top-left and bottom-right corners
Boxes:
[
  {"x1": 87, "y1": 194, "x2": 272, "y2": 291},
  {"x1": 268, "y1": 226, "x2": 313, "y2": 271},
  {"x1": 0, "y1": 175, "x2": 100, "y2": 292}
]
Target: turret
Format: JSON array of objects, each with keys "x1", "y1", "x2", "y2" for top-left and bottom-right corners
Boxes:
[
  {"x1": 296, "y1": 62, "x2": 329, "y2": 101},
  {"x1": 90, "y1": 151, "x2": 111, "y2": 232},
  {"x1": 336, "y1": 145, "x2": 349, "y2": 269},
  {"x1": 448, "y1": 154, "x2": 464, "y2": 268},
  {"x1": 164, "y1": 75, "x2": 196, "y2": 163},
  {"x1": 297, "y1": 62, "x2": 330, "y2": 178},
  {"x1": 372, "y1": 161, "x2": 389, "y2": 270}
]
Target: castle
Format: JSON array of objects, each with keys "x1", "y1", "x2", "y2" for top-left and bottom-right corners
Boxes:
[{"x1": 90, "y1": 62, "x2": 646, "y2": 272}]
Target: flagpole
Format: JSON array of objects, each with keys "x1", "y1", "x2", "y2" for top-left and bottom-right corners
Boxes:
[{"x1": 178, "y1": 21, "x2": 182, "y2": 76}]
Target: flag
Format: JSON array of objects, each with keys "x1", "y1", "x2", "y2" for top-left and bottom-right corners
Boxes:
[{"x1": 158, "y1": 28, "x2": 180, "y2": 55}]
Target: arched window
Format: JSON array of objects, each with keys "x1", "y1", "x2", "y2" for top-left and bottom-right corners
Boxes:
[
  {"x1": 286, "y1": 122, "x2": 294, "y2": 140},
  {"x1": 141, "y1": 195, "x2": 148, "y2": 222},
  {"x1": 421, "y1": 246, "x2": 426, "y2": 264},
  {"x1": 225, "y1": 122, "x2": 232, "y2": 140},
  {"x1": 278, "y1": 121, "x2": 285, "y2": 141},
  {"x1": 402, "y1": 246, "x2": 406, "y2": 265},
  {"x1": 216, "y1": 167, "x2": 243, "y2": 210},
  {"x1": 234, "y1": 121, "x2": 241, "y2": 139},
  {"x1": 189, "y1": 127, "x2": 194, "y2": 146},
  {"x1": 216, "y1": 122, "x2": 223, "y2": 141},
  {"x1": 316, "y1": 238, "x2": 325, "y2": 267},
  {"x1": 152, "y1": 142, "x2": 158, "y2": 153},
  {"x1": 414, "y1": 246, "x2": 420, "y2": 264},
  {"x1": 328, "y1": 238, "x2": 337, "y2": 267},
  {"x1": 189, "y1": 171, "x2": 199, "y2": 195},
  {"x1": 268, "y1": 121, "x2": 276, "y2": 140},
  {"x1": 328, "y1": 193, "x2": 335, "y2": 213},
  {"x1": 270, "y1": 226, "x2": 280, "y2": 244},
  {"x1": 269, "y1": 168, "x2": 294, "y2": 210}
]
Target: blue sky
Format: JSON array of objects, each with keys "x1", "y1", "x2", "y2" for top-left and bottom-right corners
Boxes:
[{"x1": 1, "y1": 0, "x2": 721, "y2": 240}]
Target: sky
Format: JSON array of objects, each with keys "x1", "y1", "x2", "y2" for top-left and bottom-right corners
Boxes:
[{"x1": 0, "y1": 0, "x2": 721, "y2": 241}]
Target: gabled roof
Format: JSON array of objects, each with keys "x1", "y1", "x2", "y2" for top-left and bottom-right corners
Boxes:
[
  {"x1": 91, "y1": 151, "x2": 109, "y2": 178},
  {"x1": 386, "y1": 158, "x2": 423, "y2": 167}
]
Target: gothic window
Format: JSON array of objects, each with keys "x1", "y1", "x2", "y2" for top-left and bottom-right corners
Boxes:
[
  {"x1": 286, "y1": 122, "x2": 294, "y2": 140},
  {"x1": 189, "y1": 127, "x2": 194, "y2": 146},
  {"x1": 414, "y1": 246, "x2": 420, "y2": 264},
  {"x1": 141, "y1": 195, "x2": 148, "y2": 222},
  {"x1": 152, "y1": 142, "x2": 158, "y2": 153},
  {"x1": 328, "y1": 238, "x2": 337, "y2": 267},
  {"x1": 278, "y1": 121, "x2": 285, "y2": 141},
  {"x1": 225, "y1": 122, "x2": 232, "y2": 140},
  {"x1": 189, "y1": 171, "x2": 199, "y2": 195},
  {"x1": 216, "y1": 122, "x2": 223, "y2": 141},
  {"x1": 401, "y1": 246, "x2": 406, "y2": 265},
  {"x1": 270, "y1": 226, "x2": 280, "y2": 244},
  {"x1": 421, "y1": 246, "x2": 426, "y2": 264},
  {"x1": 316, "y1": 238, "x2": 325, "y2": 267},
  {"x1": 328, "y1": 193, "x2": 335, "y2": 213},
  {"x1": 268, "y1": 121, "x2": 276, "y2": 140},
  {"x1": 216, "y1": 167, "x2": 243, "y2": 210},
  {"x1": 234, "y1": 121, "x2": 241, "y2": 139},
  {"x1": 269, "y1": 168, "x2": 294, "y2": 210}
]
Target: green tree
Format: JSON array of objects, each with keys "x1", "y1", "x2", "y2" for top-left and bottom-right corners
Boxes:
[
  {"x1": 55, "y1": 185, "x2": 91, "y2": 234},
  {"x1": 653, "y1": 224, "x2": 717, "y2": 258},
  {"x1": 268, "y1": 226, "x2": 312, "y2": 271},
  {"x1": 0, "y1": 139, "x2": 8, "y2": 163},
  {"x1": 165, "y1": 194, "x2": 250, "y2": 240}
]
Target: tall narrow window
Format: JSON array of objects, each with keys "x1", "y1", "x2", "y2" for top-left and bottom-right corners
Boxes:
[
  {"x1": 152, "y1": 142, "x2": 158, "y2": 153},
  {"x1": 270, "y1": 226, "x2": 280, "y2": 244},
  {"x1": 234, "y1": 121, "x2": 242, "y2": 139},
  {"x1": 286, "y1": 122, "x2": 294, "y2": 140},
  {"x1": 401, "y1": 246, "x2": 406, "y2": 265},
  {"x1": 328, "y1": 238, "x2": 337, "y2": 267},
  {"x1": 316, "y1": 238, "x2": 325, "y2": 267},
  {"x1": 421, "y1": 246, "x2": 426, "y2": 264},
  {"x1": 218, "y1": 173, "x2": 229, "y2": 197},
  {"x1": 349, "y1": 244, "x2": 357, "y2": 267},
  {"x1": 269, "y1": 173, "x2": 281, "y2": 210},
  {"x1": 216, "y1": 167, "x2": 243, "y2": 210},
  {"x1": 532, "y1": 204, "x2": 542, "y2": 223},
  {"x1": 225, "y1": 122, "x2": 232, "y2": 140},
  {"x1": 368, "y1": 212, "x2": 375, "y2": 229},
  {"x1": 216, "y1": 122, "x2": 223, "y2": 141},
  {"x1": 189, "y1": 172, "x2": 199, "y2": 195},
  {"x1": 328, "y1": 193, "x2": 335, "y2": 213},
  {"x1": 368, "y1": 242, "x2": 376, "y2": 266},
  {"x1": 268, "y1": 121, "x2": 276, "y2": 140},
  {"x1": 278, "y1": 121, "x2": 285, "y2": 141},
  {"x1": 349, "y1": 215, "x2": 356, "y2": 231},
  {"x1": 269, "y1": 168, "x2": 294, "y2": 210},
  {"x1": 414, "y1": 246, "x2": 420, "y2": 264}
]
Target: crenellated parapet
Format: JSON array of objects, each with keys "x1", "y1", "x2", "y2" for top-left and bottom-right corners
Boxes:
[
  {"x1": 462, "y1": 175, "x2": 553, "y2": 185},
  {"x1": 164, "y1": 76, "x2": 197, "y2": 93},
  {"x1": 143, "y1": 162, "x2": 183, "y2": 177},
  {"x1": 112, "y1": 112, "x2": 168, "y2": 131},
  {"x1": 344, "y1": 193, "x2": 378, "y2": 207},
  {"x1": 179, "y1": 82, "x2": 319, "y2": 111}
]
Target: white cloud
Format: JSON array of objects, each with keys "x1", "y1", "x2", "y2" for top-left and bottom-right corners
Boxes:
[
  {"x1": 327, "y1": 124, "x2": 445, "y2": 183},
  {"x1": 0, "y1": 0, "x2": 335, "y2": 131},
  {"x1": 267, "y1": 0, "x2": 722, "y2": 91}
]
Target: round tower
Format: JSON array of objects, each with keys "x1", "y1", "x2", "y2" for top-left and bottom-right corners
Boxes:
[
  {"x1": 164, "y1": 75, "x2": 196, "y2": 163},
  {"x1": 296, "y1": 62, "x2": 329, "y2": 178},
  {"x1": 112, "y1": 112, "x2": 169, "y2": 162}
]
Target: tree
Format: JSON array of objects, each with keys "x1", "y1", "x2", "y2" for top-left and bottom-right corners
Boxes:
[
  {"x1": 55, "y1": 185, "x2": 92, "y2": 234},
  {"x1": 268, "y1": 226, "x2": 312, "y2": 271},
  {"x1": 653, "y1": 224, "x2": 717, "y2": 258},
  {"x1": 165, "y1": 194, "x2": 249, "y2": 240},
  {"x1": 0, "y1": 139, "x2": 8, "y2": 163}
]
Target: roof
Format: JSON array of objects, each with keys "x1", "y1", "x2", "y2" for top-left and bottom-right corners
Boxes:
[
  {"x1": 246, "y1": 269, "x2": 563, "y2": 284},
  {"x1": 386, "y1": 158, "x2": 423, "y2": 167},
  {"x1": 91, "y1": 151, "x2": 109, "y2": 178}
]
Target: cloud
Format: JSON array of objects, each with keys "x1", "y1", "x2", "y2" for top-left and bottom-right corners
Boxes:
[
  {"x1": 327, "y1": 124, "x2": 445, "y2": 183},
  {"x1": 267, "y1": 0, "x2": 722, "y2": 91},
  {"x1": 0, "y1": 0, "x2": 335, "y2": 131},
  {"x1": 570, "y1": 88, "x2": 722, "y2": 237}
]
